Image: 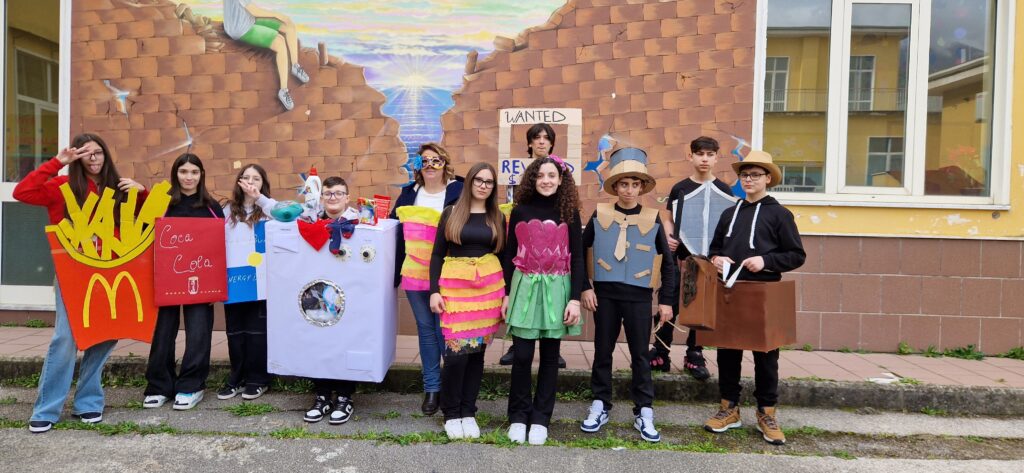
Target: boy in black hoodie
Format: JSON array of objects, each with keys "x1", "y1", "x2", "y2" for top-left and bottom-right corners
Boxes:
[{"x1": 703, "y1": 150, "x2": 805, "y2": 445}]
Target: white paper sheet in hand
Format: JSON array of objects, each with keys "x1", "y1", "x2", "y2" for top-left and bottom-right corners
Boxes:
[{"x1": 265, "y1": 219, "x2": 398, "y2": 382}]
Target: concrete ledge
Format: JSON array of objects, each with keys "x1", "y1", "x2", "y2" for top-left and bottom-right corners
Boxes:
[{"x1": 3, "y1": 356, "x2": 1022, "y2": 416}]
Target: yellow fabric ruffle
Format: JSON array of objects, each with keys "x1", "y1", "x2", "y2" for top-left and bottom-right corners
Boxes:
[
  {"x1": 439, "y1": 281, "x2": 505, "y2": 298},
  {"x1": 401, "y1": 265, "x2": 429, "y2": 280},
  {"x1": 442, "y1": 317, "x2": 502, "y2": 332},
  {"x1": 439, "y1": 254, "x2": 502, "y2": 281},
  {"x1": 396, "y1": 205, "x2": 442, "y2": 226},
  {"x1": 445, "y1": 297, "x2": 503, "y2": 314}
]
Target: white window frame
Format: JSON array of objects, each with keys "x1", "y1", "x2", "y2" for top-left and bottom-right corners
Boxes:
[
  {"x1": 865, "y1": 136, "x2": 905, "y2": 184},
  {"x1": 848, "y1": 55, "x2": 875, "y2": 111},
  {"x1": 753, "y1": 0, "x2": 1015, "y2": 209},
  {"x1": 0, "y1": 0, "x2": 69, "y2": 309},
  {"x1": 764, "y1": 56, "x2": 790, "y2": 112}
]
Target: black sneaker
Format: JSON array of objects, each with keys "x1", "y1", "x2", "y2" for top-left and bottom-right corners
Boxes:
[
  {"x1": 303, "y1": 395, "x2": 333, "y2": 423},
  {"x1": 684, "y1": 350, "x2": 711, "y2": 381},
  {"x1": 76, "y1": 412, "x2": 102, "y2": 424},
  {"x1": 241, "y1": 385, "x2": 268, "y2": 400},
  {"x1": 558, "y1": 355, "x2": 567, "y2": 369},
  {"x1": 329, "y1": 396, "x2": 354, "y2": 425},
  {"x1": 499, "y1": 346, "x2": 515, "y2": 366},
  {"x1": 217, "y1": 385, "x2": 241, "y2": 400},
  {"x1": 649, "y1": 347, "x2": 671, "y2": 373},
  {"x1": 28, "y1": 420, "x2": 53, "y2": 433}
]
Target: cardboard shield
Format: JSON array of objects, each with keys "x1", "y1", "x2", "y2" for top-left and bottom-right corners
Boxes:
[
  {"x1": 697, "y1": 280, "x2": 797, "y2": 352},
  {"x1": 153, "y1": 217, "x2": 228, "y2": 306},
  {"x1": 674, "y1": 182, "x2": 737, "y2": 256},
  {"x1": 677, "y1": 255, "x2": 718, "y2": 330}
]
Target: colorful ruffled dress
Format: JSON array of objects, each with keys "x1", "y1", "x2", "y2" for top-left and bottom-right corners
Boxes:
[
  {"x1": 506, "y1": 219, "x2": 582, "y2": 339},
  {"x1": 431, "y1": 213, "x2": 505, "y2": 355},
  {"x1": 396, "y1": 206, "x2": 441, "y2": 291}
]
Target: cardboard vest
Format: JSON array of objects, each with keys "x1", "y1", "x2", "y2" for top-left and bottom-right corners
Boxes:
[{"x1": 590, "y1": 203, "x2": 662, "y2": 289}]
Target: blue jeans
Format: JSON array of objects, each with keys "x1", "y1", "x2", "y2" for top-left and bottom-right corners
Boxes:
[
  {"x1": 406, "y1": 290, "x2": 443, "y2": 392},
  {"x1": 30, "y1": 283, "x2": 116, "y2": 423}
]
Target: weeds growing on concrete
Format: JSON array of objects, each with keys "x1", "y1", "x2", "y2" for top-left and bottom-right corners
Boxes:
[
  {"x1": 477, "y1": 377, "x2": 510, "y2": 401},
  {"x1": 920, "y1": 407, "x2": 948, "y2": 417},
  {"x1": 899, "y1": 377, "x2": 922, "y2": 385},
  {"x1": 801, "y1": 344, "x2": 814, "y2": 352},
  {"x1": 270, "y1": 377, "x2": 314, "y2": 394},
  {"x1": 101, "y1": 373, "x2": 147, "y2": 388},
  {"x1": 0, "y1": 396, "x2": 16, "y2": 405},
  {"x1": 1001, "y1": 347, "x2": 1024, "y2": 361},
  {"x1": 555, "y1": 383, "x2": 592, "y2": 402},
  {"x1": 1, "y1": 373, "x2": 40, "y2": 388},
  {"x1": 897, "y1": 342, "x2": 915, "y2": 355},
  {"x1": 944, "y1": 345, "x2": 984, "y2": 361},
  {"x1": 832, "y1": 450, "x2": 856, "y2": 460},
  {"x1": 790, "y1": 376, "x2": 834, "y2": 382},
  {"x1": 224, "y1": 403, "x2": 277, "y2": 417},
  {"x1": 922, "y1": 345, "x2": 943, "y2": 358}
]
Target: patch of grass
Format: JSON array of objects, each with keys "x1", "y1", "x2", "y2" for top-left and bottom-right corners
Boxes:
[
  {"x1": 372, "y1": 410, "x2": 401, "y2": 420},
  {"x1": 0, "y1": 396, "x2": 17, "y2": 405},
  {"x1": 270, "y1": 377, "x2": 314, "y2": 394},
  {"x1": 784, "y1": 425, "x2": 826, "y2": 436},
  {"x1": 922, "y1": 345, "x2": 943, "y2": 358},
  {"x1": 23, "y1": 319, "x2": 50, "y2": 328},
  {"x1": 351, "y1": 429, "x2": 451, "y2": 446},
  {"x1": 789, "y1": 376, "x2": 834, "y2": 382},
  {"x1": 899, "y1": 377, "x2": 922, "y2": 385},
  {"x1": 0, "y1": 418, "x2": 28, "y2": 428},
  {"x1": 475, "y1": 411, "x2": 496, "y2": 426},
  {"x1": 2, "y1": 373, "x2": 40, "y2": 388},
  {"x1": 224, "y1": 403, "x2": 277, "y2": 417},
  {"x1": 920, "y1": 407, "x2": 948, "y2": 417},
  {"x1": 409, "y1": 412, "x2": 425, "y2": 419},
  {"x1": 897, "y1": 341, "x2": 915, "y2": 355},
  {"x1": 122, "y1": 400, "x2": 145, "y2": 410},
  {"x1": 837, "y1": 346, "x2": 852, "y2": 353},
  {"x1": 555, "y1": 384, "x2": 592, "y2": 402},
  {"x1": 855, "y1": 348, "x2": 872, "y2": 354},
  {"x1": 268, "y1": 426, "x2": 340, "y2": 440},
  {"x1": 101, "y1": 373, "x2": 147, "y2": 388},
  {"x1": 944, "y1": 344, "x2": 984, "y2": 361},
  {"x1": 1000, "y1": 346, "x2": 1024, "y2": 361},
  {"x1": 832, "y1": 450, "x2": 856, "y2": 460},
  {"x1": 477, "y1": 377, "x2": 510, "y2": 401},
  {"x1": 55, "y1": 421, "x2": 178, "y2": 436},
  {"x1": 965, "y1": 435, "x2": 986, "y2": 443},
  {"x1": 801, "y1": 344, "x2": 814, "y2": 352}
]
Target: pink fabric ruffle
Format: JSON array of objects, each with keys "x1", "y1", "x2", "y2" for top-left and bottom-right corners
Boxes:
[
  {"x1": 512, "y1": 219, "x2": 570, "y2": 274},
  {"x1": 442, "y1": 324, "x2": 500, "y2": 339},
  {"x1": 437, "y1": 271, "x2": 504, "y2": 288},
  {"x1": 442, "y1": 308, "x2": 502, "y2": 324},
  {"x1": 401, "y1": 277, "x2": 430, "y2": 291},
  {"x1": 442, "y1": 288, "x2": 505, "y2": 304},
  {"x1": 402, "y1": 222, "x2": 437, "y2": 242}
]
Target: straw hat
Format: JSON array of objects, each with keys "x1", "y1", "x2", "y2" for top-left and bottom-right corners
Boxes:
[
  {"x1": 603, "y1": 147, "x2": 656, "y2": 195},
  {"x1": 731, "y1": 150, "x2": 782, "y2": 188}
]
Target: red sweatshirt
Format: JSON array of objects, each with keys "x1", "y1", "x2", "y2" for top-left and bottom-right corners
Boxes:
[{"x1": 13, "y1": 157, "x2": 147, "y2": 224}]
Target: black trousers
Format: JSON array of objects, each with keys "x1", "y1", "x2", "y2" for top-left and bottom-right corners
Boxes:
[
  {"x1": 145, "y1": 303, "x2": 214, "y2": 396},
  {"x1": 440, "y1": 349, "x2": 486, "y2": 421},
  {"x1": 652, "y1": 303, "x2": 701, "y2": 356},
  {"x1": 717, "y1": 348, "x2": 780, "y2": 407},
  {"x1": 507, "y1": 336, "x2": 560, "y2": 427},
  {"x1": 224, "y1": 300, "x2": 270, "y2": 388},
  {"x1": 312, "y1": 379, "x2": 357, "y2": 399},
  {"x1": 590, "y1": 297, "x2": 654, "y2": 414}
]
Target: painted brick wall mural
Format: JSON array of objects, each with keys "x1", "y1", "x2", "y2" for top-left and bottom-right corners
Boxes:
[{"x1": 69, "y1": 0, "x2": 406, "y2": 203}]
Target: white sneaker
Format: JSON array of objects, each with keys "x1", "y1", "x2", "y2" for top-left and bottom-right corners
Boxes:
[
  {"x1": 444, "y1": 419, "x2": 464, "y2": 439},
  {"x1": 461, "y1": 417, "x2": 480, "y2": 439},
  {"x1": 507, "y1": 422, "x2": 527, "y2": 443},
  {"x1": 143, "y1": 395, "x2": 167, "y2": 409},
  {"x1": 278, "y1": 88, "x2": 294, "y2": 111},
  {"x1": 527, "y1": 424, "x2": 548, "y2": 445},
  {"x1": 581, "y1": 400, "x2": 609, "y2": 433},
  {"x1": 172, "y1": 391, "x2": 204, "y2": 410},
  {"x1": 291, "y1": 63, "x2": 310, "y2": 84},
  {"x1": 634, "y1": 407, "x2": 661, "y2": 443}
]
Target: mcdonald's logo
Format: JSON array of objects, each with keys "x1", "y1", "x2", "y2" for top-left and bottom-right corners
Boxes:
[{"x1": 82, "y1": 271, "x2": 144, "y2": 328}]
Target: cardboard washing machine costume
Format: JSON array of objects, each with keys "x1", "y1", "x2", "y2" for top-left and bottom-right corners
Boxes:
[{"x1": 265, "y1": 218, "x2": 399, "y2": 383}]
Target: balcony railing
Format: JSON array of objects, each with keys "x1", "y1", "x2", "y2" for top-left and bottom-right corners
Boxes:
[{"x1": 764, "y1": 88, "x2": 909, "y2": 113}]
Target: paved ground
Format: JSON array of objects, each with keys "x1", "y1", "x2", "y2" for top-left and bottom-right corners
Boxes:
[{"x1": 2, "y1": 327, "x2": 1024, "y2": 387}]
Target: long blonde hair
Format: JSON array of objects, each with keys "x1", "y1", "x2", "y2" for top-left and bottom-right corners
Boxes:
[{"x1": 444, "y1": 162, "x2": 504, "y2": 253}]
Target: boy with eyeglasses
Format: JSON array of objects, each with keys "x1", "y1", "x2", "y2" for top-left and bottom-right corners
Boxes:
[
  {"x1": 703, "y1": 151, "x2": 805, "y2": 445},
  {"x1": 650, "y1": 136, "x2": 736, "y2": 380}
]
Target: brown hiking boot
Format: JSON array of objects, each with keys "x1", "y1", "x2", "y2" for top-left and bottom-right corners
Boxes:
[
  {"x1": 756, "y1": 406, "x2": 786, "y2": 445},
  {"x1": 703, "y1": 400, "x2": 741, "y2": 433}
]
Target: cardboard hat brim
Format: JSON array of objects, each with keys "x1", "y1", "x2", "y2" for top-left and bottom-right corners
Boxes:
[
  {"x1": 603, "y1": 160, "x2": 656, "y2": 195},
  {"x1": 731, "y1": 151, "x2": 783, "y2": 188}
]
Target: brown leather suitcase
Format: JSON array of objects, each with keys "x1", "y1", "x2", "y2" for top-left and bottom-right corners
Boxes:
[
  {"x1": 678, "y1": 256, "x2": 718, "y2": 330},
  {"x1": 697, "y1": 280, "x2": 797, "y2": 352}
]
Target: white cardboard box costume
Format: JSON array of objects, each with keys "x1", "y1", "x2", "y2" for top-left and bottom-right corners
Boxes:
[{"x1": 265, "y1": 219, "x2": 398, "y2": 382}]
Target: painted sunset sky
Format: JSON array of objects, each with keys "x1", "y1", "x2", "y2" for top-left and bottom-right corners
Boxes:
[{"x1": 192, "y1": 1, "x2": 564, "y2": 90}]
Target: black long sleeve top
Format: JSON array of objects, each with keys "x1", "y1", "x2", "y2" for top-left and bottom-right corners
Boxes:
[
  {"x1": 429, "y1": 209, "x2": 503, "y2": 294},
  {"x1": 501, "y1": 194, "x2": 585, "y2": 301},
  {"x1": 582, "y1": 204, "x2": 678, "y2": 306},
  {"x1": 708, "y1": 195, "x2": 805, "y2": 282},
  {"x1": 164, "y1": 193, "x2": 225, "y2": 219}
]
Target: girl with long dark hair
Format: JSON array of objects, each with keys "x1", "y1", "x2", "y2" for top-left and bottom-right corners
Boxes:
[
  {"x1": 427, "y1": 162, "x2": 505, "y2": 439},
  {"x1": 14, "y1": 133, "x2": 145, "y2": 433},
  {"x1": 143, "y1": 153, "x2": 225, "y2": 410}
]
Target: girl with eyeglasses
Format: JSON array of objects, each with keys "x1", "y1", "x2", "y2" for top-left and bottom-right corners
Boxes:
[
  {"x1": 14, "y1": 132, "x2": 146, "y2": 433},
  {"x1": 389, "y1": 143, "x2": 464, "y2": 416},
  {"x1": 427, "y1": 163, "x2": 505, "y2": 439}
]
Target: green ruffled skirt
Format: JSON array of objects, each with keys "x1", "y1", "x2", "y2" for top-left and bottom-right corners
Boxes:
[{"x1": 505, "y1": 270, "x2": 582, "y2": 340}]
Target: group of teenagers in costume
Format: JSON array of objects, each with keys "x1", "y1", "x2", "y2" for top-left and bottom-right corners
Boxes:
[{"x1": 17, "y1": 125, "x2": 804, "y2": 446}]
